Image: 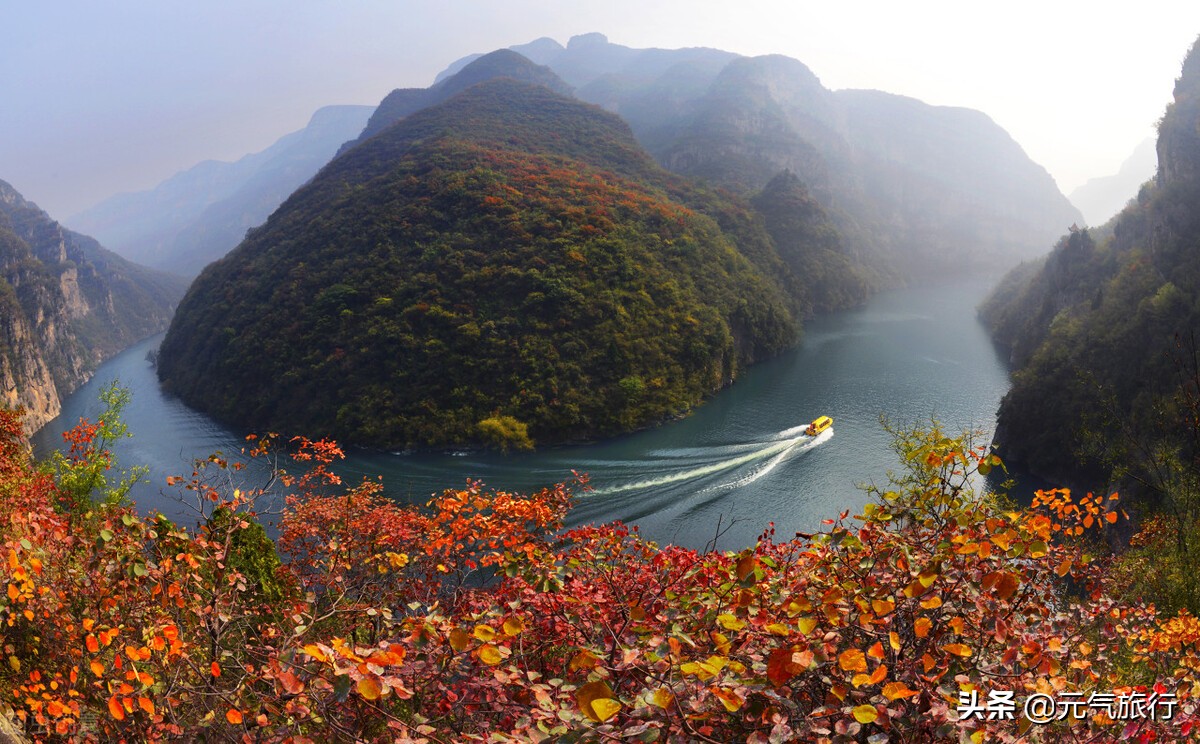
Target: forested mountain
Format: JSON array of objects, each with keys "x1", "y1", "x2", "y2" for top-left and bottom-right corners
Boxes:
[
  {"x1": 439, "y1": 34, "x2": 1082, "y2": 276},
  {"x1": 0, "y1": 180, "x2": 187, "y2": 432},
  {"x1": 157, "y1": 71, "x2": 866, "y2": 449},
  {"x1": 982, "y1": 36, "x2": 1200, "y2": 488},
  {"x1": 67, "y1": 105, "x2": 373, "y2": 276}
]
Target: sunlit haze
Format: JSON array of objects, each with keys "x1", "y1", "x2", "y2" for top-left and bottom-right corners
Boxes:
[{"x1": 3, "y1": 0, "x2": 1200, "y2": 218}]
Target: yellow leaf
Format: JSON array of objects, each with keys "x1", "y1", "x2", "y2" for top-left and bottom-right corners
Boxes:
[
  {"x1": 871, "y1": 599, "x2": 895, "y2": 616},
  {"x1": 919, "y1": 595, "x2": 942, "y2": 610},
  {"x1": 853, "y1": 704, "x2": 879, "y2": 724},
  {"x1": 356, "y1": 676, "x2": 384, "y2": 700},
  {"x1": 302, "y1": 644, "x2": 328, "y2": 663},
  {"x1": 717, "y1": 613, "x2": 746, "y2": 631},
  {"x1": 889, "y1": 632, "x2": 901, "y2": 652},
  {"x1": 651, "y1": 687, "x2": 674, "y2": 709},
  {"x1": 918, "y1": 569, "x2": 938, "y2": 587},
  {"x1": 478, "y1": 644, "x2": 503, "y2": 666},
  {"x1": 577, "y1": 680, "x2": 617, "y2": 722},
  {"x1": 502, "y1": 617, "x2": 523, "y2": 637},
  {"x1": 449, "y1": 628, "x2": 469, "y2": 652},
  {"x1": 798, "y1": 617, "x2": 818, "y2": 635},
  {"x1": 473, "y1": 624, "x2": 496, "y2": 642},
  {"x1": 591, "y1": 697, "x2": 622, "y2": 721},
  {"x1": 765, "y1": 622, "x2": 790, "y2": 636}
]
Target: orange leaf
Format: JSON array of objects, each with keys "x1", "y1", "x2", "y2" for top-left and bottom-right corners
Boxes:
[
  {"x1": 711, "y1": 686, "x2": 743, "y2": 712},
  {"x1": 1105, "y1": 511, "x2": 1118, "y2": 524},
  {"x1": 914, "y1": 617, "x2": 931, "y2": 638},
  {"x1": 302, "y1": 644, "x2": 328, "y2": 662},
  {"x1": 138, "y1": 697, "x2": 155, "y2": 715},
  {"x1": 767, "y1": 646, "x2": 803, "y2": 686},
  {"x1": 883, "y1": 681, "x2": 919, "y2": 700},
  {"x1": 838, "y1": 649, "x2": 867, "y2": 673},
  {"x1": 225, "y1": 708, "x2": 244, "y2": 725},
  {"x1": 867, "y1": 641, "x2": 885, "y2": 660},
  {"x1": 89, "y1": 660, "x2": 104, "y2": 677},
  {"x1": 107, "y1": 696, "x2": 125, "y2": 721},
  {"x1": 211, "y1": 661, "x2": 221, "y2": 678},
  {"x1": 1056, "y1": 556, "x2": 1073, "y2": 577},
  {"x1": 736, "y1": 553, "x2": 757, "y2": 583},
  {"x1": 869, "y1": 663, "x2": 888, "y2": 684},
  {"x1": 86, "y1": 634, "x2": 99, "y2": 654},
  {"x1": 943, "y1": 643, "x2": 973, "y2": 658}
]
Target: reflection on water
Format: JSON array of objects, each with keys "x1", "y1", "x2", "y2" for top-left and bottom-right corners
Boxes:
[{"x1": 32, "y1": 279, "x2": 1009, "y2": 550}]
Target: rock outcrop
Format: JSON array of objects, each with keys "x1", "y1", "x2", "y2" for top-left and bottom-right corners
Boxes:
[{"x1": 0, "y1": 180, "x2": 188, "y2": 433}]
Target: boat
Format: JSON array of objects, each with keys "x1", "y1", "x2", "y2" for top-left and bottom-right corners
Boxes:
[{"x1": 805, "y1": 416, "x2": 833, "y2": 436}]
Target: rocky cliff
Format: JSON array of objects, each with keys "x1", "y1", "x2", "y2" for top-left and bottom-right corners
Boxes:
[{"x1": 0, "y1": 180, "x2": 188, "y2": 432}]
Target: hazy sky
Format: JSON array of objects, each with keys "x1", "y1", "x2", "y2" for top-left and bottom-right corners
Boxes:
[{"x1": 4, "y1": 1, "x2": 1200, "y2": 219}]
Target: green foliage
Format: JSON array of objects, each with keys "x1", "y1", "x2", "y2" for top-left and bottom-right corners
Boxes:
[{"x1": 47, "y1": 381, "x2": 147, "y2": 512}]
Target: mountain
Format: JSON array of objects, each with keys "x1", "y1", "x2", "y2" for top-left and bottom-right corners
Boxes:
[
  {"x1": 156, "y1": 73, "x2": 833, "y2": 450},
  {"x1": 438, "y1": 35, "x2": 1082, "y2": 278},
  {"x1": 1068, "y1": 137, "x2": 1157, "y2": 227},
  {"x1": 0, "y1": 180, "x2": 187, "y2": 432},
  {"x1": 343, "y1": 49, "x2": 574, "y2": 150},
  {"x1": 67, "y1": 105, "x2": 373, "y2": 276},
  {"x1": 981, "y1": 36, "x2": 1200, "y2": 488}
]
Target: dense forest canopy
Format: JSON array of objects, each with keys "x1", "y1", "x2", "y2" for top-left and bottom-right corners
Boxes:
[{"x1": 157, "y1": 79, "x2": 866, "y2": 449}]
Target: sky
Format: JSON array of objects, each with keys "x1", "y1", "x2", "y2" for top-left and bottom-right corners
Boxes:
[{"x1": 3, "y1": 1, "x2": 1200, "y2": 219}]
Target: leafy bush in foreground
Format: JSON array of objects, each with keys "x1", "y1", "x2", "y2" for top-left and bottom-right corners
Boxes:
[{"x1": 1, "y1": 400, "x2": 1198, "y2": 741}]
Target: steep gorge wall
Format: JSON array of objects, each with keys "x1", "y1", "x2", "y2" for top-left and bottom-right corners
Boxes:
[{"x1": 0, "y1": 180, "x2": 187, "y2": 433}]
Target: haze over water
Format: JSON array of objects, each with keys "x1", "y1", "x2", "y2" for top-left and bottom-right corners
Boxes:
[{"x1": 32, "y1": 279, "x2": 1009, "y2": 550}]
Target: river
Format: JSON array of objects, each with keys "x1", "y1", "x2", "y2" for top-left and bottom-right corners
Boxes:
[{"x1": 31, "y1": 278, "x2": 1010, "y2": 550}]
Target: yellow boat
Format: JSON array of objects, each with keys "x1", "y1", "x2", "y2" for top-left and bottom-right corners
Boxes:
[{"x1": 805, "y1": 415, "x2": 833, "y2": 436}]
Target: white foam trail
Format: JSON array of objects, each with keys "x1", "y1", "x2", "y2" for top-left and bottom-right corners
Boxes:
[
  {"x1": 708, "y1": 428, "x2": 833, "y2": 493},
  {"x1": 775, "y1": 425, "x2": 810, "y2": 439},
  {"x1": 588, "y1": 427, "x2": 832, "y2": 496}
]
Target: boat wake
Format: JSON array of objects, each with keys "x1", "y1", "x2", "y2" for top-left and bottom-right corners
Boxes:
[{"x1": 585, "y1": 427, "x2": 832, "y2": 497}]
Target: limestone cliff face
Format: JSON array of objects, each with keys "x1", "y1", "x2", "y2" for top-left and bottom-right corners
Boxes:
[{"x1": 0, "y1": 179, "x2": 188, "y2": 433}]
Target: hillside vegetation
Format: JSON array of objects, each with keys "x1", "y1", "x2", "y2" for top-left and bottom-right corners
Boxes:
[
  {"x1": 984, "y1": 36, "x2": 1200, "y2": 489},
  {"x1": 157, "y1": 79, "x2": 838, "y2": 449},
  {"x1": 1, "y1": 395, "x2": 1197, "y2": 741}
]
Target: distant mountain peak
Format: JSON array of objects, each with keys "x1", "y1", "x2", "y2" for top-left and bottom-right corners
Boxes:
[
  {"x1": 568, "y1": 32, "x2": 610, "y2": 49},
  {"x1": 349, "y1": 49, "x2": 572, "y2": 150}
]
